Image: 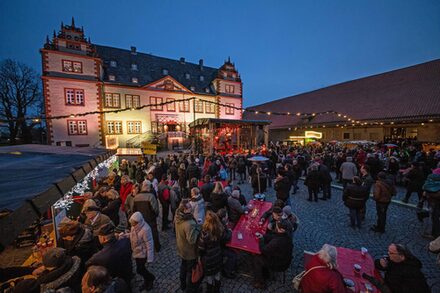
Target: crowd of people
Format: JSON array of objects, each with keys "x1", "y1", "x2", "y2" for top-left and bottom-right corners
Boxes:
[{"x1": 2, "y1": 139, "x2": 440, "y2": 292}]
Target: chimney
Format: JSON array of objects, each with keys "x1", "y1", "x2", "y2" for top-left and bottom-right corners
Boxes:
[
  {"x1": 130, "y1": 46, "x2": 137, "y2": 55},
  {"x1": 180, "y1": 57, "x2": 185, "y2": 64},
  {"x1": 199, "y1": 59, "x2": 204, "y2": 70}
]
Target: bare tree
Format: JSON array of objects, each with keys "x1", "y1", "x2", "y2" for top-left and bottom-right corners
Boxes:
[{"x1": 0, "y1": 59, "x2": 42, "y2": 144}]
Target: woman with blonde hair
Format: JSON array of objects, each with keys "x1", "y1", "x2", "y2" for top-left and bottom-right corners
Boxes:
[
  {"x1": 210, "y1": 182, "x2": 228, "y2": 213},
  {"x1": 197, "y1": 210, "x2": 227, "y2": 292}
]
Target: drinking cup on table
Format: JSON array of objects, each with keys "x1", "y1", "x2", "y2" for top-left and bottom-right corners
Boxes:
[
  {"x1": 354, "y1": 264, "x2": 361, "y2": 274},
  {"x1": 361, "y1": 247, "x2": 368, "y2": 256},
  {"x1": 255, "y1": 232, "x2": 262, "y2": 238}
]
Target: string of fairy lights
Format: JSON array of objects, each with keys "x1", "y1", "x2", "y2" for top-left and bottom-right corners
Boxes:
[{"x1": 1, "y1": 96, "x2": 436, "y2": 129}]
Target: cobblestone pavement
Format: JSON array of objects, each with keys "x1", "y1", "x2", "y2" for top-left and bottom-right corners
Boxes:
[
  {"x1": 145, "y1": 179, "x2": 440, "y2": 293},
  {"x1": 1, "y1": 179, "x2": 438, "y2": 292}
]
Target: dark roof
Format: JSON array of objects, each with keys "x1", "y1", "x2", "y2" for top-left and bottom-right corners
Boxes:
[
  {"x1": 95, "y1": 45, "x2": 219, "y2": 94},
  {"x1": 244, "y1": 59, "x2": 440, "y2": 128},
  {"x1": 189, "y1": 118, "x2": 271, "y2": 128}
]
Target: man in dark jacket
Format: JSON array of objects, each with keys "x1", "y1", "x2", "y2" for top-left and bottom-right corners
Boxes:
[
  {"x1": 133, "y1": 181, "x2": 161, "y2": 252},
  {"x1": 86, "y1": 223, "x2": 133, "y2": 289},
  {"x1": 253, "y1": 219, "x2": 293, "y2": 289},
  {"x1": 343, "y1": 177, "x2": 369, "y2": 229},
  {"x1": 374, "y1": 243, "x2": 430, "y2": 293},
  {"x1": 274, "y1": 170, "x2": 291, "y2": 205},
  {"x1": 187, "y1": 160, "x2": 200, "y2": 181},
  {"x1": 304, "y1": 164, "x2": 321, "y2": 202},
  {"x1": 318, "y1": 163, "x2": 332, "y2": 200},
  {"x1": 403, "y1": 162, "x2": 425, "y2": 207},
  {"x1": 371, "y1": 172, "x2": 396, "y2": 233},
  {"x1": 200, "y1": 175, "x2": 215, "y2": 203}
]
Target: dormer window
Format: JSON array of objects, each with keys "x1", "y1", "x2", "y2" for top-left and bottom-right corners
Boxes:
[
  {"x1": 109, "y1": 75, "x2": 115, "y2": 81},
  {"x1": 132, "y1": 77, "x2": 138, "y2": 83},
  {"x1": 110, "y1": 61, "x2": 117, "y2": 67},
  {"x1": 131, "y1": 64, "x2": 138, "y2": 70},
  {"x1": 190, "y1": 86, "x2": 195, "y2": 91},
  {"x1": 162, "y1": 69, "x2": 168, "y2": 75},
  {"x1": 205, "y1": 88, "x2": 210, "y2": 93},
  {"x1": 199, "y1": 75, "x2": 204, "y2": 81},
  {"x1": 185, "y1": 73, "x2": 190, "y2": 79}
]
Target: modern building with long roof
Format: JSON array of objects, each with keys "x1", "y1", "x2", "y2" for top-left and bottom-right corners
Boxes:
[{"x1": 244, "y1": 59, "x2": 440, "y2": 144}]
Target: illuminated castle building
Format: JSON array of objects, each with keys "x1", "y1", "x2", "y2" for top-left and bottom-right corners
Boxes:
[{"x1": 41, "y1": 18, "x2": 243, "y2": 149}]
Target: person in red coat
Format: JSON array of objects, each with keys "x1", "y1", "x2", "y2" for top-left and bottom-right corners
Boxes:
[
  {"x1": 119, "y1": 175, "x2": 133, "y2": 211},
  {"x1": 300, "y1": 244, "x2": 349, "y2": 293}
]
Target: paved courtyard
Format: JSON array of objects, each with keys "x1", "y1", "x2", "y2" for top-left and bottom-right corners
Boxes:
[{"x1": 146, "y1": 179, "x2": 440, "y2": 293}]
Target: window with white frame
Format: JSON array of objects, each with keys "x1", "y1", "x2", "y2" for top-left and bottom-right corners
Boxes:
[
  {"x1": 162, "y1": 69, "x2": 168, "y2": 75},
  {"x1": 185, "y1": 73, "x2": 190, "y2": 79},
  {"x1": 106, "y1": 121, "x2": 123, "y2": 134},
  {"x1": 131, "y1": 64, "x2": 138, "y2": 70},
  {"x1": 108, "y1": 75, "x2": 115, "y2": 81},
  {"x1": 166, "y1": 98, "x2": 175, "y2": 111},
  {"x1": 194, "y1": 100, "x2": 204, "y2": 113},
  {"x1": 225, "y1": 103, "x2": 235, "y2": 115},
  {"x1": 125, "y1": 95, "x2": 140, "y2": 108},
  {"x1": 205, "y1": 101, "x2": 215, "y2": 113},
  {"x1": 110, "y1": 60, "x2": 117, "y2": 67},
  {"x1": 225, "y1": 84, "x2": 235, "y2": 93},
  {"x1": 127, "y1": 121, "x2": 142, "y2": 134},
  {"x1": 65, "y1": 88, "x2": 85, "y2": 106},
  {"x1": 179, "y1": 100, "x2": 190, "y2": 112},
  {"x1": 199, "y1": 75, "x2": 204, "y2": 81},
  {"x1": 62, "y1": 60, "x2": 82, "y2": 73},
  {"x1": 67, "y1": 120, "x2": 87, "y2": 135},
  {"x1": 150, "y1": 97, "x2": 163, "y2": 111},
  {"x1": 104, "y1": 93, "x2": 120, "y2": 108}
]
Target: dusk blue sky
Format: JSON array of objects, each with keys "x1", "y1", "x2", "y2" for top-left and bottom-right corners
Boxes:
[{"x1": 1, "y1": 0, "x2": 439, "y2": 107}]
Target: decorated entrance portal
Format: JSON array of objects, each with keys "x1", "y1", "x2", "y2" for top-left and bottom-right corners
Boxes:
[{"x1": 189, "y1": 118, "x2": 271, "y2": 154}]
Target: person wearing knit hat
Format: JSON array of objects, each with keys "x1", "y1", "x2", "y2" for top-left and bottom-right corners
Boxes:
[
  {"x1": 282, "y1": 205, "x2": 298, "y2": 234},
  {"x1": 128, "y1": 212, "x2": 156, "y2": 290},
  {"x1": 190, "y1": 187, "x2": 205, "y2": 224},
  {"x1": 227, "y1": 190, "x2": 246, "y2": 226},
  {"x1": 82, "y1": 199, "x2": 113, "y2": 237}
]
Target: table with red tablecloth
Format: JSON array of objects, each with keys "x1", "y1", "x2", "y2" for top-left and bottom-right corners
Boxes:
[
  {"x1": 337, "y1": 247, "x2": 380, "y2": 292},
  {"x1": 226, "y1": 200, "x2": 272, "y2": 254}
]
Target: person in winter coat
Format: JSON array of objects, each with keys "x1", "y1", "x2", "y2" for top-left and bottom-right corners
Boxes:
[
  {"x1": 197, "y1": 210, "x2": 228, "y2": 292},
  {"x1": 178, "y1": 163, "x2": 188, "y2": 198},
  {"x1": 299, "y1": 244, "x2": 348, "y2": 293},
  {"x1": 423, "y1": 168, "x2": 440, "y2": 238},
  {"x1": 200, "y1": 175, "x2": 215, "y2": 203},
  {"x1": 119, "y1": 175, "x2": 133, "y2": 212},
  {"x1": 157, "y1": 174, "x2": 171, "y2": 230},
  {"x1": 343, "y1": 176, "x2": 369, "y2": 229},
  {"x1": 252, "y1": 219, "x2": 293, "y2": 289},
  {"x1": 124, "y1": 183, "x2": 139, "y2": 220},
  {"x1": 81, "y1": 265, "x2": 129, "y2": 293},
  {"x1": 227, "y1": 190, "x2": 246, "y2": 226},
  {"x1": 187, "y1": 160, "x2": 201, "y2": 181},
  {"x1": 274, "y1": 170, "x2": 291, "y2": 205},
  {"x1": 237, "y1": 156, "x2": 247, "y2": 184},
  {"x1": 128, "y1": 212, "x2": 155, "y2": 290},
  {"x1": 304, "y1": 164, "x2": 321, "y2": 202},
  {"x1": 371, "y1": 172, "x2": 396, "y2": 233},
  {"x1": 210, "y1": 182, "x2": 228, "y2": 213},
  {"x1": 170, "y1": 180, "x2": 182, "y2": 222},
  {"x1": 133, "y1": 181, "x2": 161, "y2": 252},
  {"x1": 86, "y1": 223, "x2": 133, "y2": 288},
  {"x1": 340, "y1": 157, "x2": 358, "y2": 188},
  {"x1": 318, "y1": 163, "x2": 333, "y2": 200},
  {"x1": 189, "y1": 187, "x2": 205, "y2": 224},
  {"x1": 374, "y1": 243, "x2": 430, "y2": 293},
  {"x1": 403, "y1": 162, "x2": 425, "y2": 207},
  {"x1": 251, "y1": 167, "x2": 267, "y2": 195},
  {"x1": 58, "y1": 218, "x2": 98, "y2": 270},
  {"x1": 83, "y1": 205, "x2": 113, "y2": 238},
  {"x1": 101, "y1": 189, "x2": 121, "y2": 227},
  {"x1": 228, "y1": 157, "x2": 237, "y2": 181},
  {"x1": 174, "y1": 199, "x2": 201, "y2": 293}
]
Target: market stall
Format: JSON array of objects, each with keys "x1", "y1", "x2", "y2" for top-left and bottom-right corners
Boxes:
[{"x1": 189, "y1": 118, "x2": 271, "y2": 155}]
